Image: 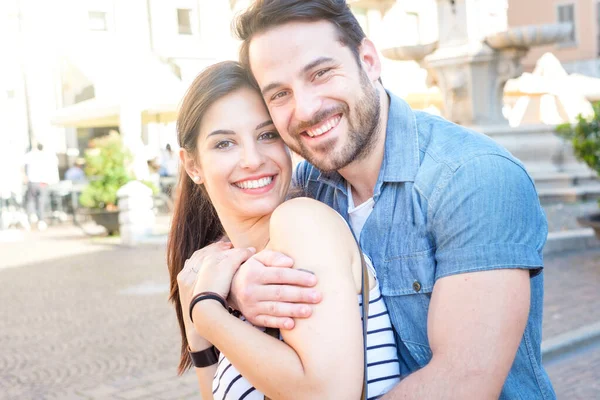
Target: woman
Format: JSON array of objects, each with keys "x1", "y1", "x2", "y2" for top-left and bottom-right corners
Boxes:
[{"x1": 168, "y1": 61, "x2": 400, "y2": 399}]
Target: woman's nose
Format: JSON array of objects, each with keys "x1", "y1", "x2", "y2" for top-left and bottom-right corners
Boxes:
[{"x1": 239, "y1": 144, "x2": 265, "y2": 169}]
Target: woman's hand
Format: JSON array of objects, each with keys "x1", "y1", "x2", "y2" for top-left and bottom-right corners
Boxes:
[
  {"x1": 177, "y1": 241, "x2": 236, "y2": 349},
  {"x1": 192, "y1": 247, "x2": 256, "y2": 299}
]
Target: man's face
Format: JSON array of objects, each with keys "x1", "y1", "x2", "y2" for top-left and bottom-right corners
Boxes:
[{"x1": 249, "y1": 20, "x2": 381, "y2": 172}]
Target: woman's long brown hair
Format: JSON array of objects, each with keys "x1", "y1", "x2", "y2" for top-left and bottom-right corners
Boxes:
[{"x1": 167, "y1": 61, "x2": 256, "y2": 374}]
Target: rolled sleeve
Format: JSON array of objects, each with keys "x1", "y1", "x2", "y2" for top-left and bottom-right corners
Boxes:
[{"x1": 430, "y1": 155, "x2": 547, "y2": 282}]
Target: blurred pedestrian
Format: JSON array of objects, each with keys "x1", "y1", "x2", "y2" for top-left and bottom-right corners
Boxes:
[
  {"x1": 23, "y1": 143, "x2": 59, "y2": 230},
  {"x1": 159, "y1": 144, "x2": 179, "y2": 177},
  {"x1": 64, "y1": 157, "x2": 87, "y2": 182}
]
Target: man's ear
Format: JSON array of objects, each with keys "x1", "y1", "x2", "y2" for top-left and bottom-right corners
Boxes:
[
  {"x1": 358, "y1": 38, "x2": 382, "y2": 83},
  {"x1": 179, "y1": 148, "x2": 203, "y2": 184}
]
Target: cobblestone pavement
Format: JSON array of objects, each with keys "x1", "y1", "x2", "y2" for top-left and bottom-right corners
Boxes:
[
  {"x1": 545, "y1": 342, "x2": 600, "y2": 399},
  {"x1": 0, "y1": 225, "x2": 599, "y2": 399},
  {"x1": 542, "y1": 249, "x2": 600, "y2": 338}
]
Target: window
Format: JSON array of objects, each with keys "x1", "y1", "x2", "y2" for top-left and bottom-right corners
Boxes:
[
  {"x1": 557, "y1": 4, "x2": 576, "y2": 45},
  {"x1": 177, "y1": 8, "x2": 193, "y2": 35},
  {"x1": 88, "y1": 11, "x2": 108, "y2": 31}
]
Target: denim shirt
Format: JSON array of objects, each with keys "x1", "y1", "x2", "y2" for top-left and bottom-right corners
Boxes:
[{"x1": 293, "y1": 92, "x2": 555, "y2": 398}]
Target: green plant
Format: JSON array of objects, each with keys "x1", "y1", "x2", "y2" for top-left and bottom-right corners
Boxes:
[
  {"x1": 79, "y1": 131, "x2": 133, "y2": 210},
  {"x1": 557, "y1": 102, "x2": 600, "y2": 206}
]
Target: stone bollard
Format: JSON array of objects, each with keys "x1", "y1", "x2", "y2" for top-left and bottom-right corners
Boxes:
[{"x1": 117, "y1": 181, "x2": 155, "y2": 246}]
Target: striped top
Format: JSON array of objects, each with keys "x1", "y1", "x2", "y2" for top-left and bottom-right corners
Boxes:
[{"x1": 212, "y1": 259, "x2": 400, "y2": 400}]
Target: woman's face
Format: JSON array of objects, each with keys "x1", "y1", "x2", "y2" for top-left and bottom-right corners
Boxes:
[{"x1": 195, "y1": 87, "x2": 292, "y2": 219}]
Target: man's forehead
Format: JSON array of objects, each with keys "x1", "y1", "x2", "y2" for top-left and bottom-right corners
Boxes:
[{"x1": 249, "y1": 20, "x2": 345, "y2": 75}]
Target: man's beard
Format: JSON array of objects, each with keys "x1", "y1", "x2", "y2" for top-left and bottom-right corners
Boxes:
[{"x1": 287, "y1": 71, "x2": 381, "y2": 173}]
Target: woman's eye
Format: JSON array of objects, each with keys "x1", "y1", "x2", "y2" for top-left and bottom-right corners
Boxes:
[
  {"x1": 259, "y1": 131, "x2": 280, "y2": 141},
  {"x1": 215, "y1": 140, "x2": 233, "y2": 149}
]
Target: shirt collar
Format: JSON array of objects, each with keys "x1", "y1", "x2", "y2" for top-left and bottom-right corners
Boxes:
[
  {"x1": 315, "y1": 89, "x2": 420, "y2": 190},
  {"x1": 380, "y1": 90, "x2": 420, "y2": 183}
]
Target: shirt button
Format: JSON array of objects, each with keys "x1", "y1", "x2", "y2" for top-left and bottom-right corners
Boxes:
[{"x1": 412, "y1": 281, "x2": 422, "y2": 292}]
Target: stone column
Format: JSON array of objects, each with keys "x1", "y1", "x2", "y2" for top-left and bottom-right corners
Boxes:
[{"x1": 117, "y1": 180, "x2": 155, "y2": 246}]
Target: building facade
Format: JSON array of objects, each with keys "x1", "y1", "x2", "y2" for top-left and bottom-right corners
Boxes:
[
  {"x1": 0, "y1": 0, "x2": 237, "y2": 178},
  {"x1": 508, "y1": 0, "x2": 600, "y2": 76}
]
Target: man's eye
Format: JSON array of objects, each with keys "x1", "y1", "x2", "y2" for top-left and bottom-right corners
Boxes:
[
  {"x1": 259, "y1": 131, "x2": 280, "y2": 141},
  {"x1": 215, "y1": 141, "x2": 233, "y2": 149},
  {"x1": 315, "y1": 68, "x2": 331, "y2": 79},
  {"x1": 271, "y1": 91, "x2": 288, "y2": 101}
]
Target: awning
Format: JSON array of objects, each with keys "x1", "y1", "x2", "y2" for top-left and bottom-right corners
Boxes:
[
  {"x1": 51, "y1": 99, "x2": 120, "y2": 128},
  {"x1": 51, "y1": 51, "x2": 184, "y2": 128},
  {"x1": 51, "y1": 99, "x2": 179, "y2": 128}
]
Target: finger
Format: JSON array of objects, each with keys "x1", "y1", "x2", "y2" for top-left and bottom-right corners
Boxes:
[
  {"x1": 258, "y1": 301, "x2": 313, "y2": 318},
  {"x1": 252, "y1": 249, "x2": 294, "y2": 268},
  {"x1": 258, "y1": 284, "x2": 321, "y2": 303},
  {"x1": 220, "y1": 247, "x2": 257, "y2": 272},
  {"x1": 259, "y1": 267, "x2": 317, "y2": 287},
  {"x1": 254, "y1": 315, "x2": 295, "y2": 330},
  {"x1": 189, "y1": 241, "x2": 233, "y2": 263}
]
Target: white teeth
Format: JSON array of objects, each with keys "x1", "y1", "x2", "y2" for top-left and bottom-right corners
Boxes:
[
  {"x1": 235, "y1": 176, "x2": 273, "y2": 189},
  {"x1": 305, "y1": 115, "x2": 340, "y2": 138}
]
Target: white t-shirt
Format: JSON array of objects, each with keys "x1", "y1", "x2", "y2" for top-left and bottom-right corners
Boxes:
[
  {"x1": 347, "y1": 182, "x2": 374, "y2": 239},
  {"x1": 23, "y1": 149, "x2": 59, "y2": 185}
]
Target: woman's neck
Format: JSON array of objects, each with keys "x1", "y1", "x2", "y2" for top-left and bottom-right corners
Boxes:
[{"x1": 219, "y1": 213, "x2": 271, "y2": 252}]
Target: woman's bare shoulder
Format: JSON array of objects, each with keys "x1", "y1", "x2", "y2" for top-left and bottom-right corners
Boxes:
[
  {"x1": 269, "y1": 197, "x2": 358, "y2": 275},
  {"x1": 271, "y1": 197, "x2": 346, "y2": 232}
]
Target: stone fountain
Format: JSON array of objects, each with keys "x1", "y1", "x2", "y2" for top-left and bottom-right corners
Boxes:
[{"x1": 380, "y1": 0, "x2": 597, "y2": 197}]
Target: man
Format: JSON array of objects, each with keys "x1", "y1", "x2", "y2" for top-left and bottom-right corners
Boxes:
[
  {"x1": 64, "y1": 157, "x2": 87, "y2": 182},
  {"x1": 23, "y1": 143, "x2": 59, "y2": 231},
  {"x1": 196, "y1": 1, "x2": 554, "y2": 398}
]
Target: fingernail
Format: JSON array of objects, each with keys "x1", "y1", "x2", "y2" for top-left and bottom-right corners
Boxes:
[
  {"x1": 248, "y1": 247, "x2": 256, "y2": 253},
  {"x1": 297, "y1": 268, "x2": 315, "y2": 275},
  {"x1": 277, "y1": 255, "x2": 293, "y2": 264}
]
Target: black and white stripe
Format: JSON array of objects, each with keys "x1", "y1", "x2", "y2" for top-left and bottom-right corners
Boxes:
[{"x1": 212, "y1": 261, "x2": 400, "y2": 399}]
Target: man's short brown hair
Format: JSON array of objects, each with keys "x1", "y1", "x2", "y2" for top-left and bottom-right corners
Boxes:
[{"x1": 234, "y1": 0, "x2": 366, "y2": 76}]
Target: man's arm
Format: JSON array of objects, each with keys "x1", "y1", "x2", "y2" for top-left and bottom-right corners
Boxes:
[
  {"x1": 382, "y1": 268, "x2": 530, "y2": 399},
  {"x1": 383, "y1": 154, "x2": 545, "y2": 398}
]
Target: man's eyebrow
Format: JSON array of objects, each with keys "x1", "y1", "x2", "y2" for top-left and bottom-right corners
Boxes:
[
  {"x1": 207, "y1": 129, "x2": 235, "y2": 138},
  {"x1": 261, "y1": 82, "x2": 282, "y2": 97},
  {"x1": 260, "y1": 57, "x2": 336, "y2": 97},
  {"x1": 302, "y1": 57, "x2": 335, "y2": 74},
  {"x1": 255, "y1": 120, "x2": 273, "y2": 130}
]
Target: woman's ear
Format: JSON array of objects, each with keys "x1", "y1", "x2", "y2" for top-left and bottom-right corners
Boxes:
[{"x1": 179, "y1": 148, "x2": 203, "y2": 184}]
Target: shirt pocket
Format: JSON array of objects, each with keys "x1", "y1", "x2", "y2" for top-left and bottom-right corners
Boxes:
[{"x1": 379, "y1": 248, "x2": 436, "y2": 368}]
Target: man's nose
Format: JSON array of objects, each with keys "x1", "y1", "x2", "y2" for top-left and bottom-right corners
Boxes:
[{"x1": 293, "y1": 88, "x2": 322, "y2": 124}]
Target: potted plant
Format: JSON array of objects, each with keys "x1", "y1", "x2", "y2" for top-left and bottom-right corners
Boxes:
[
  {"x1": 79, "y1": 131, "x2": 133, "y2": 235},
  {"x1": 556, "y1": 102, "x2": 600, "y2": 239}
]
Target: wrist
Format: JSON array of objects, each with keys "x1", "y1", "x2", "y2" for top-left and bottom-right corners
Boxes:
[
  {"x1": 192, "y1": 298, "x2": 229, "y2": 333},
  {"x1": 187, "y1": 333, "x2": 212, "y2": 352}
]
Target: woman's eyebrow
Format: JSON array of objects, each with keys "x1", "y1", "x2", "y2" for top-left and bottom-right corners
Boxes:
[{"x1": 207, "y1": 129, "x2": 235, "y2": 138}]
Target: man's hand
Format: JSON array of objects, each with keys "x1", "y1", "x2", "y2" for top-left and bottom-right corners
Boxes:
[{"x1": 229, "y1": 249, "x2": 322, "y2": 329}]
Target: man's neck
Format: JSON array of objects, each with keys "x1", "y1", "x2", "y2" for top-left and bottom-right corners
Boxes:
[{"x1": 339, "y1": 87, "x2": 389, "y2": 206}]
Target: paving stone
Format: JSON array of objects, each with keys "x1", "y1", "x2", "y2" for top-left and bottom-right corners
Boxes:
[
  {"x1": 0, "y1": 224, "x2": 598, "y2": 398},
  {"x1": 542, "y1": 249, "x2": 600, "y2": 339},
  {"x1": 545, "y1": 343, "x2": 600, "y2": 399}
]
